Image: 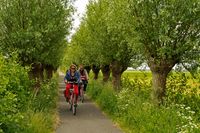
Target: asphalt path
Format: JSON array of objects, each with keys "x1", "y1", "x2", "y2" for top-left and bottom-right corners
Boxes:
[{"x1": 56, "y1": 75, "x2": 122, "y2": 133}]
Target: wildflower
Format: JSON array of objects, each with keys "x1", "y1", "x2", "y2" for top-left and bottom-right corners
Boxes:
[
  {"x1": 187, "y1": 116, "x2": 192, "y2": 121},
  {"x1": 189, "y1": 111, "x2": 195, "y2": 114},
  {"x1": 185, "y1": 107, "x2": 191, "y2": 110},
  {"x1": 177, "y1": 112, "x2": 181, "y2": 116}
]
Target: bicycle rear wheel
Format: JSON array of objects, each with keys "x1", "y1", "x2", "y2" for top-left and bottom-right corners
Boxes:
[
  {"x1": 81, "y1": 91, "x2": 84, "y2": 103},
  {"x1": 80, "y1": 85, "x2": 84, "y2": 103}
]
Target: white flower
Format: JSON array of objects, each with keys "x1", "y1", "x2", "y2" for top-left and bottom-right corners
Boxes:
[
  {"x1": 189, "y1": 111, "x2": 195, "y2": 114},
  {"x1": 187, "y1": 116, "x2": 192, "y2": 121},
  {"x1": 185, "y1": 107, "x2": 191, "y2": 110},
  {"x1": 177, "y1": 112, "x2": 181, "y2": 116}
]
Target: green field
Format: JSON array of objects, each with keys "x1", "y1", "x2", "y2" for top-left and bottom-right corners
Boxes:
[{"x1": 123, "y1": 70, "x2": 152, "y2": 79}]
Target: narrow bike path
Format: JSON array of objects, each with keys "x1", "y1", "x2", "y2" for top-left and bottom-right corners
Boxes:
[{"x1": 56, "y1": 74, "x2": 122, "y2": 133}]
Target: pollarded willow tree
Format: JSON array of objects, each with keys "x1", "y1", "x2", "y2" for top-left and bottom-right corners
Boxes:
[
  {"x1": 119, "y1": 0, "x2": 200, "y2": 104},
  {"x1": 85, "y1": 0, "x2": 136, "y2": 88},
  {"x1": 0, "y1": 0, "x2": 73, "y2": 80}
]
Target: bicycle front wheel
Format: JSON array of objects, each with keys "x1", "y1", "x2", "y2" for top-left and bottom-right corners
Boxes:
[{"x1": 72, "y1": 95, "x2": 76, "y2": 115}]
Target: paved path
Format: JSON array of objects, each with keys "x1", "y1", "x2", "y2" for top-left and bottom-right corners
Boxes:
[{"x1": 56, "y1": 75, "x2": 122, "y2": 133}]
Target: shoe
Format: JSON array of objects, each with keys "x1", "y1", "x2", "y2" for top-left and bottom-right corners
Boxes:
[{"x1": 66, "y1": 97, "x2": 69, "y2": 102}]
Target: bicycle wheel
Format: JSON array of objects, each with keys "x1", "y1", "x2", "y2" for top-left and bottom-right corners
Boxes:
[
  {"x1": 69, "y1": 93, "x2": 73, "y2": 111},
  {"x1": 81, "y1": 89, "x2": 84, "y2": 103},
  {"x1": 80, "y1": 85, "x2": 84, "y2": 103},
  {"x1": 72, "y1": 95, "x2": 76, "y2": 115}
]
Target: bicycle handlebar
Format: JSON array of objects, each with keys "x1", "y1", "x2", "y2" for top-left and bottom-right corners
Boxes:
[{"x1": 67, "y1": 81, "x2": 78, "y2": 84}]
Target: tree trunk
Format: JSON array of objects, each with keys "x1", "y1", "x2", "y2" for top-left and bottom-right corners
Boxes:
[
  {"x1": 29, "y1": 63, "x2": 44, "y2": 95},
  {"x1": 92, "y1": 65, "x2": 100, "y2": 80},
  {"x1": 151, "y1": 71, "x2": 168, "y2": 105},
  {"x1": 148, "y1": 58, "x2": 176, "y2": 105},
  {"x1": 29, "y1": 63, "x2": 44, "y2": 81},
  {"x1": 84, "y1": 65, "x2": 91, "y2": 75},
  {"x1": 45, "y1": 64, "x2": 54, "y2": 79},
  {"x1": 101, "y1": 65, "x2": 111, "y2": 82},
  {"x1": 111, "y1": 60, "x2": 127, "y2": 91},
  {"x1": 112, "y1": 72, "x2": 122, "y2": 91}
]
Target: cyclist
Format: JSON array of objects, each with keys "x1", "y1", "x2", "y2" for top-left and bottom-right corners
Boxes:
[
  {"x1": 78, "y1": 64, "x2": 89, "y2": 94},
  {"x1": 64, "y1": 64, "x2": 80, "y2": 104}
]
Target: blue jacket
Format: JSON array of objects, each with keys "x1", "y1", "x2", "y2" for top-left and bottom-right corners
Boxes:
[{"x1": 64, "y1": 70, "x2": 80, "y2": 83}]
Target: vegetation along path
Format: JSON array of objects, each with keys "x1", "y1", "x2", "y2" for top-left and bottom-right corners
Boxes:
[{"x1": 56, "y1": 74, "x2": 122, "y2": 133}]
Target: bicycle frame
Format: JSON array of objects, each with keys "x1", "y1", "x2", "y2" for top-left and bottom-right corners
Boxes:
[{"x1": 68, "y1": 83, "x2": 77, "y2": 115}]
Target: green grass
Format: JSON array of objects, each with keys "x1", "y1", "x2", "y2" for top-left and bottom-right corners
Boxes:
[
  {"x1": 87, "y1": 70, "x2": 200, "y2": 133},
  {"x1": 22, "y1": 111, "x2": 54, "y2": 133}
]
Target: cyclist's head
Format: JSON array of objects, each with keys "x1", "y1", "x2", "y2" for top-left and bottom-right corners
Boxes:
[
  {"x1": 79, "y1": 64, "x2": 84, "y2": 70},
  {"x1": 70, "y1": 64, "x2": 76, "y2": 71}
]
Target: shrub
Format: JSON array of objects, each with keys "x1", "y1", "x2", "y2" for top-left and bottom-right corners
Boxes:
[
  {"x1": 30, "y1": 78, "x2": 58, "y2": 112},
  {"x1": 0, "y1": 54, "x2": 59, "y2": 133},
  {"x1": 0, "y1": 54, "x2": 31, "y2": 132},
  {"x1": 166, "y1": 72, "x2": 200, "y2": 120}
]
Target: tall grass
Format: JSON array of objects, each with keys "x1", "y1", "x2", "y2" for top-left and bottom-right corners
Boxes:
[
  {"x1": 87, "y1": 71, "x2": 200, "y2": 133},
  {"x1": 0, "y1": 53, "x2": 59, "y2": 133},
  {"x1": 25, "y1": 76, "x2": 59, "y2": 133}
]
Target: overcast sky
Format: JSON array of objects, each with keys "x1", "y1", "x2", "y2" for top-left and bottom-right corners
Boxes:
[{"x1": 72, "y1": 0, "x2": 89, "y2": 32}]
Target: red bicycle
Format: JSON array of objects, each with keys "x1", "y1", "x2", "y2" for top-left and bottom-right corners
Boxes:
[{"x1": 67, "y1": 81, "x2": 78, "y2": 115}]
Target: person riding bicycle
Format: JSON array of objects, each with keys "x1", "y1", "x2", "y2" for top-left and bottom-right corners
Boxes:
[
  {"x1": 64, "y1": 64, "x2": 80, "y2": 103},
  {"x1": 78, "y1": 64, "x2": 89, "y2": 93}
]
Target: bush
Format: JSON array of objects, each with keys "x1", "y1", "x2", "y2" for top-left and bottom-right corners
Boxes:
[
  {"x1": 166, "y1": 72, "x2": 200, "y2": 120},
  {"x1": 30, "y1": 78, "x2": 58, "y2": 112},
  {"x1": 0, "y1": 54, "x2": 31, "y2": 133},
  {"x1": 25, "y1": 75, "x2": 59, "y2": 133},
  {"x1": 0, "y1": 54, "x2": 59, "y2": 133}
]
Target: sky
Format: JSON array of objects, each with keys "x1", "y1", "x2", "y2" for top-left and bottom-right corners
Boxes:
[{"x1": 72, "y1": 0, "x2": 89, "y2": 32}]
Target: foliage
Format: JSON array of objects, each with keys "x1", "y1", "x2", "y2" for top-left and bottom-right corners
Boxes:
[
  {"x1": 0, "y1": 54, "x2": 59, "y2": 133},
  {"x1": 123, "y1": 0, "x2": 200, "y2": 103},
  {"x1": 87, "y1": 80, "x2": 103, "y2": 100},
  {"x1": 166, "y1": 72, "x2": 200, "y2": 120},
  {"x1": 87, "y1": 71, "x2": 200, "y2": 132},
  {"x1": 63, "y1": 18, "x2": 102, "y2": 67},
  {"x1": 65, "y1": 0, "x2": 138, "y2": 71},
  {"x1": 22, "y1": 112, "x2": 53, "y2": 133},
  {"x1": 96, "y1": 84, "x2": 118, "y2": 115},
  {"x1": 24, "y1": 76, "x2": 59, "y2": 133},
  {"x1": 30, "y1": 78, "x2": 58, "y2": 112},
  {"x1": 0, "y1": 54, "x2": 31, "y2": 132},
  {"x1": 125, "y1": 0, "x2": 200, "y2": 61},
  {"x1": 0, "y1": 0, "x2": 73, "y2": 68}
]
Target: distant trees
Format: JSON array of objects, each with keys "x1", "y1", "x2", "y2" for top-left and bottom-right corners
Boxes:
[
  {"x1": 65, "y1": 0, "x2": 200, "y2": 104},
  {"x1": 67, "y1": 0, "x2": 135, "y2": 89}
]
